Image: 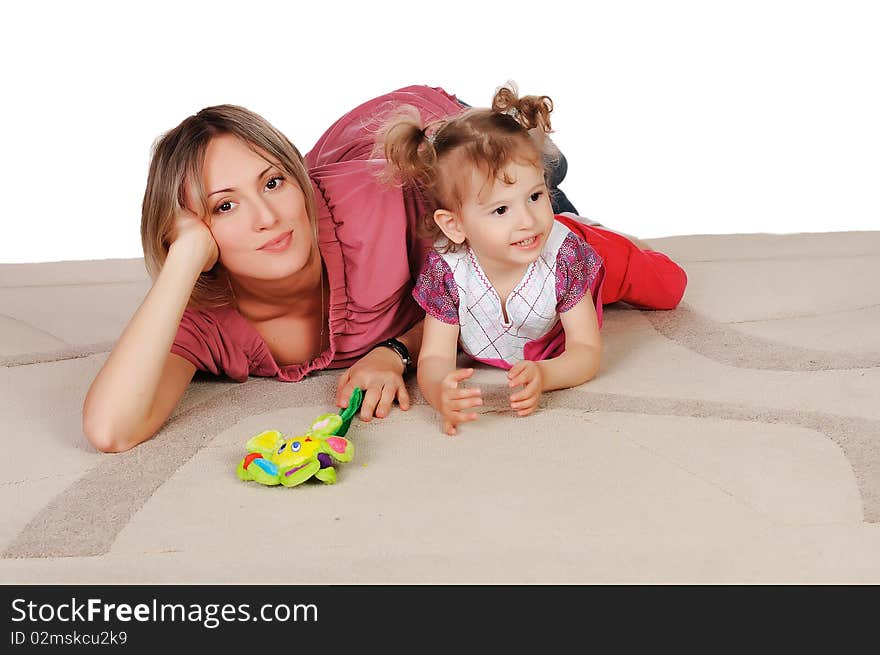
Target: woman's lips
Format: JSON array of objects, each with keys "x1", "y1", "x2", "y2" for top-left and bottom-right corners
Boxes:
[{"x1": 259, "y1": 230, "x2": 293, "y2": 252}]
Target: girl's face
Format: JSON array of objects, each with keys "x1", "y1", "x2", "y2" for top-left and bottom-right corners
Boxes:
[
  {"x1": 192, "y1": 133, "x2": 314, "y2": 282},
  {"x1": 443, "y1": 161, "x2": 555, "y2": 274}
]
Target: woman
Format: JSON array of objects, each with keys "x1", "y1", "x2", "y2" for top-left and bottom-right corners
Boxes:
[{"x1": 82, "y1": 85, "x2": 587, "y2": 452}]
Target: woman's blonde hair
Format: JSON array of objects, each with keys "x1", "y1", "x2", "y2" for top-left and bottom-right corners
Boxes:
[
  {"x1": 378, "y1": 82, "x2": 555, "y2": 248},
  {"x1": 141, "y1": 105, "x2": 317, "y2": 308}
]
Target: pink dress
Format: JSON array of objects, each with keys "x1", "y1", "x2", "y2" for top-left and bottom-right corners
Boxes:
[{"x1": 171, "y1": 86, "x2": 466, "y2": 382}]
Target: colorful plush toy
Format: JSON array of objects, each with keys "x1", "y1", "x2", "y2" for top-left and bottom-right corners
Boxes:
[{"x1": 236, "y1": 387, "x2": 363, "y2": 487}]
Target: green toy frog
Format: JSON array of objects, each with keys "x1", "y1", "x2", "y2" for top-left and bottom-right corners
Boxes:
[{"x1": 236, "y1": 388, "x2": 362, "y2": 487}]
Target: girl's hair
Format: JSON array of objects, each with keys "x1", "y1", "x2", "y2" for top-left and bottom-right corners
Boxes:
[
  {"x1": 141, "y1": 105, "x2": 317, "y2": 308},
  {"x1": 379, "y1": 82, "x2": 555, "y2": 246}
]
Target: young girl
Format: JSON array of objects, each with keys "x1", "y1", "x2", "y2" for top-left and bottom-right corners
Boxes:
[{"x1": 381, "y1": 84, "x2": 688, "y2": 435}]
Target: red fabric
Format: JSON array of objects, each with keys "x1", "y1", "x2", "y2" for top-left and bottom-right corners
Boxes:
[{"x1": 553, "y1": 215, "x2": 687, "y2": 310}]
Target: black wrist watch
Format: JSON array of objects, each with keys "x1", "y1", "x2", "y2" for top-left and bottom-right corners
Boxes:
[{"x1": 372, "y1": 338, "x2": 412, "y2": 374}]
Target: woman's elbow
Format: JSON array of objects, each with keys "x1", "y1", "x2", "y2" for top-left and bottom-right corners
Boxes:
[{"x1": 81, "y1": 409, "x2": 138, "y2": 453}]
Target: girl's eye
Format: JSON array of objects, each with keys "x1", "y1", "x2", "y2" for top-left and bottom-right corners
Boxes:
[
  {"x1": 266, "y1": 175, "x2": 284, "y2": 190},
  {"x1": 493, "y1": 206, "x2": 508, "y2": 216},
  {"x1": 530, "y1": 191, "x2": 543, "y2": 202}
]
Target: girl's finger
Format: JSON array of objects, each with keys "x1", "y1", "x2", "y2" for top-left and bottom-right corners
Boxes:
[
  {"x1": 445, "y1": 368, "x2": 475, "y2": 387},
  {"x1": 451, "y1": 396, "x2": 483, "y2": 411},
  {"x1": 450, "y1": 410, "x2": 479, "y2": 423},
  {"x1": 510, "y1": 395, "x2": 537, "y2": 409},
  {"x1": 450, "y1": 387, "x2": 482, "y2": 400}
]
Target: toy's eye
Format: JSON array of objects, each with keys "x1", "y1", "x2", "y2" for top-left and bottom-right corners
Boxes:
[
  {"x1": 290, "y1": 441, "x2": 301, "y2": 452},
  {"x1": 277, "y1": 443, "x2": 286, "y2": 454}
]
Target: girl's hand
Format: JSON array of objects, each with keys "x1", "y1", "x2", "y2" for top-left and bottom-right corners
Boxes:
[
  {"x1": 508, "y1": 360, "x2": 544, "y2": 416},
  {"x1": 169, "y1": 207, "x2": 219, "y2": 273},
  {"x1": 336, "y1": 347, "x2": 411, "y2": 422},
  {"x1": 439, "y1": 368, "x2": 482, "y2": 436}
]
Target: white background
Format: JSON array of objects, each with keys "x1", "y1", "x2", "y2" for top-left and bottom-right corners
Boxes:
[{"x1": 1, "y1": 0, "x2": 878, "y2": 263}]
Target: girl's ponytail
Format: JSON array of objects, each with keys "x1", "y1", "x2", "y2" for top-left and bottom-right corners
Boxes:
[
  {"x1": 491, "y1": 82, "x2": 553, "y2": 135},
  {"x1": 379, "y1": 107, "x2": 436, "y2": 188}
]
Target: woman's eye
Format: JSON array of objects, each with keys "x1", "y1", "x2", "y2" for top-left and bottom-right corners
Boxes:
[
  {"x1": 493, "y1": 206, "x2": 508, "y2": 216},
  {"x1": 215, "y1": 201, "x2": 234, "y2": 214},
  {"x1": 530, "y1": 191, "x2": 543, "y2": 202},
  {"x1": 266, "y1": 176, "x2": 284, "y2": 190}
]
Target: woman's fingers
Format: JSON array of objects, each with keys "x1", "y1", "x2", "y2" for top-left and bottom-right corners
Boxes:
[
  {"x1": 335, "y1": 370, "x2": 353, "y2": 408},
  {"x1": 374, "y1": 383, "x2": 397, "y2": 419},
  {"x1": 355, "y1": 374, "x2": 410, "y2": 420},
  {"x1": 359, "y1": 385, "x2": 382, "y2": 422},
  {"x1": 396, "y1": 382, "x2": 411, "y2": 411}
]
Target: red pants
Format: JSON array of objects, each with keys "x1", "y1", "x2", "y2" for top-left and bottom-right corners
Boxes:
[{"x1": 555, "y1": 214, "x2": 688, "y2": 310}]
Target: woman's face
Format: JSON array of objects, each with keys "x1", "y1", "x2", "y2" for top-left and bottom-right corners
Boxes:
[{"x1": 193, "y1": 133, "x2": 314, "y2": 282}]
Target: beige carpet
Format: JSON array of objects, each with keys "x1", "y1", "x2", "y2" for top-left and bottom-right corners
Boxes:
[{"x1": 1, "y1": 231, "x2": 878, "y2": 583}]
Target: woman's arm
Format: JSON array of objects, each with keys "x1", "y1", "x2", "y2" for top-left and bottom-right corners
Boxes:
[
  {"x1": 334, "y1": 319, "x2": 424, "y2": 421},
  {"x1": 82, "y1": 218, "x2": 218, "y2": 452}
]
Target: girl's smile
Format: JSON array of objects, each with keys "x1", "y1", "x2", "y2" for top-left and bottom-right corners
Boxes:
[
  {"x1": 512, "y1": 234, "x2": 542, "y2": 249},
  {"x1": 443, "y1": 161, "x2": 555, "y2": 279}
]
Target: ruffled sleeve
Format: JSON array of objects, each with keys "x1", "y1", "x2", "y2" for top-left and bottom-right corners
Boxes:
[
  {"x1": 555, "y1": 232, "x2": 603, "y2": 313},
  {"x1": 170, "y1": 307, "x2": 270, "y2": 382},
  {"x1": 411, "y1": 250, "x2": 460, "y2": 325}
]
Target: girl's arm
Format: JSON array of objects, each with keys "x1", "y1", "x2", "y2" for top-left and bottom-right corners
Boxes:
[
  {"x1": 538, "y1": 295, "x2": 602, "y2": 392},
  {"x1": 82, "y1": 220, "x2": 218, "y2": 453},
  {"x1": 508, "y1": 296, "x2": 601, "y2": 416},
  {"x1": 418, "y1": 316, "x2": 482, "y2": 435}
]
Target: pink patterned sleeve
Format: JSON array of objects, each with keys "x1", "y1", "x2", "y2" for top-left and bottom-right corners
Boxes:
[
  {"x1": 411, "y1": 250, "x2": 460, "y2": 325},
  {"x1": 555, "y1": 232, "x2": 603, "y2": 313}
]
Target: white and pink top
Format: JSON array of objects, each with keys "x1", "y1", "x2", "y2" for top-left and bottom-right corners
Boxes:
[{"x1": 412, "y1": 218, "x2": 605, "y2": 369}]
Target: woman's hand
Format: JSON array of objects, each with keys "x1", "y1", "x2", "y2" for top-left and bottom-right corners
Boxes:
[
  {"x1": 336, "y1": 347, "x2": 411, "y2": 421},
  {"x1": 508, "y1": 360, "x2": 544, "y2": 416},
  {"x1": 169, "y1": 207, "x2": 219, "y2": 273},
  {"x1": 438, "y1": 368, "x2": 482, "y2": 436}
]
